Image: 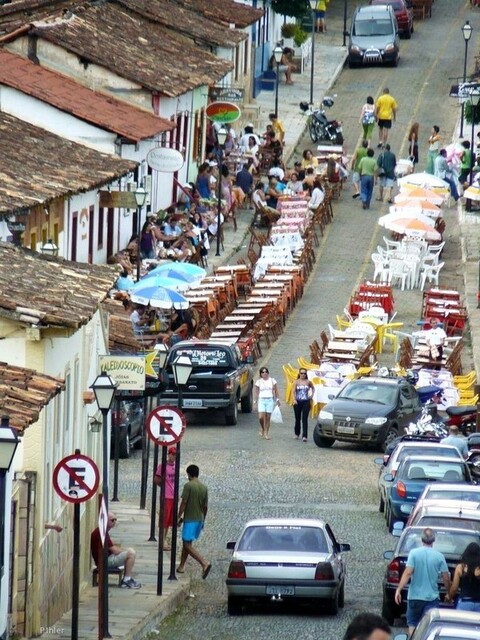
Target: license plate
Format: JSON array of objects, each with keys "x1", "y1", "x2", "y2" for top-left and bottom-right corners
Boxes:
[
  {"x1": 337, "y1": 425, "x2": 355, "y2": 434},
  {"x1": 266, "y1": 585, "x2": 295, "y2": 596},
  {"x1": 183, "y1": 399, "x2": 203, "y2": 408}
]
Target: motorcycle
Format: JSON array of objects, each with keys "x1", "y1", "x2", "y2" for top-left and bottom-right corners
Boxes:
[
  {"x1": 299, "y1": 97, "x2": 344, "y2": 145},
  {"x1": 445, "y1": 404, "x2": 477, "y2": 437}
]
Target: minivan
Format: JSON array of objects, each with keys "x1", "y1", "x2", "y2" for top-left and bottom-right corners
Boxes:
[{"x1": 348, "y1": 5, "x2": 400, "y2": 68}]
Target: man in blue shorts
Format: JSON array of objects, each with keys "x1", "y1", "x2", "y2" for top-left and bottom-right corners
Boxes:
[
  {"x1": 177, "y1": 464, "x2": 211, "y2": 579},
  {"x1": 394, "y1": 528, "x2": 450, "y2": 637}
]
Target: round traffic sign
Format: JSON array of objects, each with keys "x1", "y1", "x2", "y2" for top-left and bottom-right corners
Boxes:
[
  {"x1": 205, "y1": 101, "x2": 241, "y2": 124},
  {"x1": 146, "y1": 405, "x2": 186, "y2": 445},
  {"x1": 52, "y1": 453, "x2": 100, "y2": 504}
]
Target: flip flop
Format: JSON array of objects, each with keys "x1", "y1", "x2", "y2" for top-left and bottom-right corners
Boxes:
[
  {"x1": 176, "y1": 567, "x2": 185, "y2": 574},
  {"x1": 202, "y1": 563, "x2": 212, "y2": 580}
]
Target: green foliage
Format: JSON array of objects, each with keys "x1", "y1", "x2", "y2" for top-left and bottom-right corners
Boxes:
[
  {"x1": 293, "y1": 26, "x2": 309, "y2": 47},
  {"x1": 281, "y1": 22, "x2": 297, "y2": 38},
  {"x1": 465, "y1": 101, "x2": 480, "y2": 125},
  {"x1": 271, "y1": 0, "x2": 309, "y2": 20}
]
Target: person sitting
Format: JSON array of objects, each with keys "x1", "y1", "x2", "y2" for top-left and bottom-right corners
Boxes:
[
  {"x1": 252, "y1": 181, "x2": 281, "y2": 226},
  {"x1": 307, "y1": 177, "x2": 325, "y2": 217},
  {"x1": 263, "y1": 130, "x2": 283, "y2": 159},
  {"x1": 115, "y1": 270, "x2": 134, "y2": 292},
  {"x1": 235, "y1": 164, "x2": 254, "y2": 201},
  {"x1": 303, "y1": 166, "x2": 316, "y2": 191},
  {"x1": 91, "y1": 512, "x2": 141, "y2": 589},
  {"x1": 163, "y1": 215, "x2": 182, "y2": 239},
  {"x1": 301, "y1": 149, "x2": 319, "y2": 170},
  {"x1": 130, "y1": 304, "x2": 152, "y2": 336},
  {"x1": 268, "y1": 159, "x2": 285, "y2": 181},
  {"x1": 286, "y1": 171, "x2": 304, "y2": 194},
  {"x1": 139, "y1": 217, "x2": 157, "y2": 260},
  {"x1": 240, "y1": 124, "x2": 261, "y2": 150},
  {"x1": 156, "y1": 309, "x2": 195, "y2": 345},
  {"x1": 265, "y1": 176, "x2": 282, "y2": 209},
  {"x1": 196, "y1": 162, "x2": 211, "y2": 199}
]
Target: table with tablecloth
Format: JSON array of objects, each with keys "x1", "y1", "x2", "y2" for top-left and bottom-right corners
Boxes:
[
  {"x1": 416, "y1": 368, "x2": 460, "y2": 410},
  {"x1": 307, "y1": 362, "x2": 357, "y2": 405}
]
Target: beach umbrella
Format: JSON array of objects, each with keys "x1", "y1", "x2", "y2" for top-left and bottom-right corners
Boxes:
[
  {"x1": 379, "y1": 211, "x2": 438, "y2": 229},
  {"x1": 394, "y1": 187, "x2": 446, "y2": 206},
  {"x1": 143, "y1": 266, "x2": 203, "y2": 284},
  {"x1": 464, "y1": 184, "x2": 480, "y2": 202},
  {"x1": 132, "y1": 275, "x2": 191, "y2": 292},
  {"x1": 397, "y1": 172, "x2": 449, "y2": 190},
  {"x1": 130, "y1": 285, "x2": 190, "y2": 310},
  {"x1": 387, "y1": 199, "x2": 442, "y2": 220},
  {"x1": 377, "y1": 216, "x2": 441, "y2": 241},
  {"x1": 145, "y1": 262, "x2": 206, "y2": 279}
]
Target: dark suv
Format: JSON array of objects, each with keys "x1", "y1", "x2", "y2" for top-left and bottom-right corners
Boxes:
[
  {"x1": 111, "y1": 400, "x2": 144, "y2": 458},
  {"x1": 313, "y1": 377, "x2": 422, "y2": 452}
]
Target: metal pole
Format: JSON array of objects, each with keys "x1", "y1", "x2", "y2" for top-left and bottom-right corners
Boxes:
[
  {"x1": 157, "y1": 446, "x2": 167, "y2": 595},
  {"x1": 216, "y1": 147, "x2": 222, "y2": 257},
  {"x1": 310, "y1": 9, "x2": 315, "y2": 105},
  {"x1": 467, "y1": 100, "x2": 476, "y2": 213},
  {"x1": 101, "y1": 410, "x2": 111, "y2": 638},
  {"x1": 139, "y1": 395, "x2": 151, "y2": 510},
  {"x1": 149, "y1": 444, "x2": 159, "y2": 541},
  {"x1": 461, "y1": 38, "x2": 469, "y2": 138},
  {"x1": 343, "y1": 0, "x2": 348, "y2": 47},
  {"x1": 136, "y1": 205, "x2": 142, "y2": 282},
  {"x1": 169, "y1": 387, "x2": 182, "y2": 581},
  {"x1": 72, "y1": 498, "x2": 80, "y2": 640},
  {"x1": 112, "y1": 398, "x2": 119, "y2": 502},
  {"x1": 275, "y1": 61, "x2": 280, "y2": 116}
]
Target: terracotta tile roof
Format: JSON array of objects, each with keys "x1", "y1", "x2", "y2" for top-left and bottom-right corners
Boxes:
[
  {"x1": 0, "y1": 242, "x2": 119, "y2": 329},
  {"x1": 176, "y1": 0, "x2": 264, "y2": 28},
  {"x1": 30, "y1": 2, "x2": 233, "y2": 97},
  {"x1": 0, "y1": 49, "x2": 174, "y2": 141},
  {"x1": 103, "y1": 298, "x2": 143, "y2": 354},
  {"x1": 117, "y1": 0, "x2": 246, "y2": 47},
  {"x1": 0, "y1": 361, "x2": 64, "y2": 432},
  {"x1": 0, "y1": 0, "x2": 77, "y2": 37},
  {"x1": 0, "y1": 112, "x2": 137, "y2": 215}
]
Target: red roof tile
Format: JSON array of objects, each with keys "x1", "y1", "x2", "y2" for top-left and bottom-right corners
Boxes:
[{"x1": 176, "y1": 0, "x2": 264, "y2": 28}]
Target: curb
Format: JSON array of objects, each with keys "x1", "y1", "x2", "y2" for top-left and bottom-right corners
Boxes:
[{"x1": 127, "y1": 584, "x2": 190, "y2": 640}]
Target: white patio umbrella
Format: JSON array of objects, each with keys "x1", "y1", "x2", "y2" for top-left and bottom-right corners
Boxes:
[
  {"x1": 464, "y1": 184, "x2": 480, "y2": 202},
  {"x1": 394, "y1": 187, "x2": 446, "y2": 206},
  {"x1": 379, "y1": 211, "x2": 438, "y2": 229},
  {"x1": 397, "y1": 172, "x2": 449, "y2": 190},
  {"x1": 377, "y1": 216, "x2": 441, "y2": 241},
  {"x1": 388, "y1": 199, "x2": 442, "y2": 220}
]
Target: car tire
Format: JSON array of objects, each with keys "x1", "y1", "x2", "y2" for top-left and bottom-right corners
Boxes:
[
  {"x1": 313, "y1": 427, "x2": 335, "y2": 448},
  {"x1": 381, "y1": 426, "x2": 398, "y2": 453},
  {"x1": 240, "y1": 386, "x2": 253, "y2": 413},
  {"x1": 119, "y1": 430, "x2": 130, "y2": 459},
  {"x1": 348, "y1": 57, "x2": 358, "y2": 69},
  {"x1": 404, "y1": 27, "x2": 411, "y2": 39},
  {"x1": 326, "y1": 589, "x2": 339, "y2": 615},
  {"x1": 227, "y1": 596, "x2": 243, "y2": 616},
  {"x1": 391, "y1": 55, "x2": 399, "y2": 68},
  {"x1": 382, "y1": 599, "x2": 396, "y2": 625},
  {"x1": 386, "y1": 502, "x2": 395, "y2": 533},
  {"x1": 338, "y1": 582, "x2": 345, "y2": 608},
  {"x1": 225, "y1": 400, "x2": 238, "y2": 426},
  {"x1": 379, "y1": 494, "x2": 385, "y2": 513}
]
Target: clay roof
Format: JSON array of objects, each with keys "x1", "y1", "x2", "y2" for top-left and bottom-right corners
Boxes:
[
  {"x1": 175, "y1": 0, "x2": 264, "y2": 28},
  {"x1": 0, "y1": 0, "x2": 77, "y2": 37},
  {"x1": 0, "y1": 49, "x2": 174, "y2": 141},
  {"x1": 30, "y1": 2, "x2": 233, "y2": 97},
  {"x1": 0, "y1": 112, "x2": 137, "y2": 216},
  {"x1": 0, "y1": 242, "x2": 119, "y2": 329},
  {"x1": 103, "y1": 298, "x2": 142, "y2": 354},
  {"x1": 0, "y1": 361, "x2": 64, "y2": 432},
  {"x1": 117, "y1": 0, "x2": 246, "y2": 47}
]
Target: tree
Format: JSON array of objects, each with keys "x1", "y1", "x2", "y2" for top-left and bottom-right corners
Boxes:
[{"x1": 271, "y1": 0, "x2": 309, "y2": 20}]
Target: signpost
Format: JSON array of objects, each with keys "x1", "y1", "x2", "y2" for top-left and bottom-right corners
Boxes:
[
  {"x1": 53, "y1": 451, "x2": 99, "y2": 640},
  {"x1": 145, "y1": 405, "x2": 186, "y2": 445}
]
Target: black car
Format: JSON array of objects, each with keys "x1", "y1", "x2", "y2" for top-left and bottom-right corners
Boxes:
[
  {"x1": 111, "y1": 400, "x2": 144, "y2": 458},
  {"x1": 313, "y1": 377, "x2": 422, "y2": 452},
  {"x1": 382, "y1": 525, "x2": 480, "y2": 624}
]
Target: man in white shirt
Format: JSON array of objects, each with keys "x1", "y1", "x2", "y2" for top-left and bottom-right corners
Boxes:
[
  {"x1": 425, "y1": 318, "x2": 447, "y2": 370},
  {"x1": 442, "y1": 425, "x2": 468, "y2": 459}
]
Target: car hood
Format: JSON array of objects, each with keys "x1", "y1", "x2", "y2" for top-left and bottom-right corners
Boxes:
[
  {"x1": 350, "y1": 35, "x2": 396, "y2": 49},
  {"x1": 325, "y1": 398, "x2": 393, "y2": 418}
]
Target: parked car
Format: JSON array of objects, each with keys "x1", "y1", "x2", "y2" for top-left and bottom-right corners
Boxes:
[
  {"x1": 347, "y1": 5, "x2": 400, "y2": 68},
  {"x1": 314, "y1": 377, "x2": 422, "y2": 452},
  {"x1": 382, "y1": 525, "x2": 479, "y2": 624},
  {"x1": 384, "y1": 455, "x2": 473, "y2": 531},
  {"x1": 394, "y1": 608, "x2": 480, "y2": 639},
  {"x1": 407, "y1": 496, "x2": 480, "y2": 525},
  {"x1": 406, "y1": 503, "x2": 480, "y2": 531},
  {"x1": 111, "y1": 400, "x2": 144, "y2": 459},
  {"x1": 374, "y1": 442, "x2": 463, "y2": 513},
  {"x1": 225, "y1": 518, "x2": 350, "y2": 616},
  {"x1": 417, "y1": 482, "x2": 480, "y2": 504},
  {"x1": 369, "y1": 0, "x2": 414, "y2": 38}
]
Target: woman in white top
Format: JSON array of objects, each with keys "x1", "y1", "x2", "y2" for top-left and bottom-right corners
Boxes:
[
  {"x1": 359, "y1": 96, "x2": 376, "y2": 142},
  {"x1": 286, "y1": 172, "x2": 304, "y2": 194},
  {"x1": 307, "y1": 177, "x2": 325, "y2": 216},
  {"x1": 254, "y1": 367, "x2": 280, "y2": 439}
]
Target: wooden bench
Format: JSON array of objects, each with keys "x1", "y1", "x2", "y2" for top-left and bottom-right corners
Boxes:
[{"x1": 92, "y1": 565, "x2": 125, "y2": 587}]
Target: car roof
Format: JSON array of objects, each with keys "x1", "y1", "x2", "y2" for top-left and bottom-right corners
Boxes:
[
  {"x1": 401, "y1": 525, "x2": 479, "y2": 537},
  {"x1": 394, "y1": 442, "x2": 460, "y2": 453},
  {"x1": 401, "y1": 455, "x2": 466, "y2": 464},
  {"x1": 416, "y1": 499, "x2": 480, "y2": 511},
  {"x1": 416, "y1": 504, "x2": 480, "y2": 517},
  {"x1": 422, "y1": 483, "x2": 480, "y2": 494},
  {"x1": 354, "y1": 5, "x2": 395, "y2": 18},
  {"x1": 353, "y1": 376, "x2": 406, "y2": 386},
  {"x1": 243, "y1": 518, "x2": 326, "y2": 528},
  {"x1": 419, "y1": 607, "x2": 480, "y2": 624}
]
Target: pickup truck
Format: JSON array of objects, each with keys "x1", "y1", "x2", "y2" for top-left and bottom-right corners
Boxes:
[{"x1": 158, "y1": 341, "x2": 254, "y2": 425}]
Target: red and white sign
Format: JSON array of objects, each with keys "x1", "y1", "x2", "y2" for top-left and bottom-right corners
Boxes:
[
  {"x1": 146, "y1": 405, "x2": 186, "y2": 446},
  {"x1": 52, "y1": 453, "x2": 100, "y2": 504}
]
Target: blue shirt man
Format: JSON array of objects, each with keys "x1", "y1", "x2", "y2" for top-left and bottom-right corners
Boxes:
[{"x1": 442, "y1": 426, "x2": 468, "y2": 459}]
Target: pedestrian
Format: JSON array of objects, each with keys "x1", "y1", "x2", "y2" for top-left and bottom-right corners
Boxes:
[
  {"x1": 253, "y1": 366, "x2": 280, "y2": 440},
  {"x1": 90, "y1": 512, "x2": 142, "y2": 589},
  {"x1": 426, "y1": 125, "x2": 442, "y2": 174},
  {"x1": 375, "y1": 88, "x2": 397, "y2": 148},
  {"x1": 447, "y1": 542, "x2": 480, "y2": 611},
  {"x1": 358, "y1": 147, "x2": 377, "y2": 209},
  {"x1": 350, "y1": 139, "x2": 368, "y2": 199},
  {"x1": 315, "y1": 0, "x2": 329, "y2": 32},
  {"x1": 269, "y1": 112, "x2": 285, "y2": 145},
  {"x1": 459, "y1": 140, "x2": 473, "y2": 186},
  {"x1": 293, "y1": 368, "x2": 314, "y2": 442},
  {"x1": 307, "y1": 177, "x2": 325, "y2": 217},
  {"x1": 434, "y1": 149, "x2": 459, "y2": 201},
  {"x1": 359, "y1": 96, "x2": 376, "y2": 142},
  {"x1": 408, "y1": 122, "x2": 419, "y2": 165},
  {"x1": 441, "y1": 425, "x2": 468, "y2": 459},
  {"x1": 424, "y1": 317, "x2": 447, "y2": 371},
  {"x1": 177, "y1": 464, "x2": 211, "y2": 579},
  {"x1": 154, "y1": 446, "x2": 177, "y2": 550},
  {"x1": 394, "y1": 527, "x2": 451, "y2": 638},
  {"x1": 376, "y1": 144, "x2": 397, "y2": 204},
  {"x1": 343, "y1": 612, "x2": 391, "y2": 640}
]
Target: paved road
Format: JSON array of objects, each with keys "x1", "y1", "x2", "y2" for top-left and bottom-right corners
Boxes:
[{"x1": 120, "y1": 2, "x2": 477, "y2": 638}]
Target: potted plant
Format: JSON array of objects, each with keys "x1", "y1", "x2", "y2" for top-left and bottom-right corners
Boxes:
[
  {"x1": 293, "y1": 25, "x2": 309, "y2": 48},
  {"x1": 281, "y1": 22, "x2": 296, "y2": 48}
]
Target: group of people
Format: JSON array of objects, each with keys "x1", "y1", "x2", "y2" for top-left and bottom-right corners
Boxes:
[{"x1": 128, "y1": 303, "x2": 195, "y2": 346}]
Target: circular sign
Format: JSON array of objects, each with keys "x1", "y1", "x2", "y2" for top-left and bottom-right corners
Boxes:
[
  {"x1": 205, "y1": 101, "x2": 241, "y2": 124},
  {"x1": 147, "y1": 147, "x2": 184, "y2": 173},
  {"x1": 52, "y1": 453, "x2": 100, "y2": 504},
  {"x1": 146, "y1": 405, "x2": 186, "y2": 446}
]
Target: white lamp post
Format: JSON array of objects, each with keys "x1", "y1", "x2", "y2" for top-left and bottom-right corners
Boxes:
[
  {"x1": 273, "y1": 45, "x2": 284, "y2": 116},
  {"x1": 461, "y1": 21, "x2": 473, "y2": 138},
  {"x1": 309, "y1": 0, "x2": 317, "y2": 106},
  {"x1": 215, "y1": 127, "x2": 228, "y2": 257},
  {"x1": 40, "y1": 239, "x2": 59, "y2": 256}
]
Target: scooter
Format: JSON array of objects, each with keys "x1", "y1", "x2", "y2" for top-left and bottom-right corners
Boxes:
[
  {"x1": 445, "y1": 405, "x2": 477, "y2": 437},
  {"x1": 299, "y1": 97, "x2": 344, "y2": 145}
]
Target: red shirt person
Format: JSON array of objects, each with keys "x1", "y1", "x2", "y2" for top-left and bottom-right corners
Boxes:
[{"x1": 154, "y1": 446, "x2": 177, "y2": 550}]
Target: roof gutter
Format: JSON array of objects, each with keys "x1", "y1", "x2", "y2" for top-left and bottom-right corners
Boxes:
[{"x1": 0, "y1": 23, "x2": 31, "y2": 43}]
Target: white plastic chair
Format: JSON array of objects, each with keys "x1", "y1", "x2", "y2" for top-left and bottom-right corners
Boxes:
[
  {"x1": 387, "y1": 259, "x2": 410, "y2": 291},
  {"x1": 383, "y1": 236, "x2": 401, "y2": 251},
  {"x1": 372, "y1": 252, "x2": 390, "y2": 282},
  {"x1": 420, "y1": 261, "x2": 445, "y2": 291}
]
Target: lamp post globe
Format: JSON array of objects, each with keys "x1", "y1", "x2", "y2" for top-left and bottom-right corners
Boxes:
[
  {"x1": 309, "y1": 0, "x2": 317, "y2": 106},
  {"x1": 273, "y1": 44, "x2": 283, "y2": 116},
  {"x1": 460, "y1": 21, "x2": 473, "y2": 138},
  {"x1": 0, "y1": 415, "x2": 19, "y2": 472},
  {"x1": 90, "y1": 371, "x2": 118, "y2": 412},
  {"x1": 172, "y1": 355, "x2": 193, "y2": 387}
]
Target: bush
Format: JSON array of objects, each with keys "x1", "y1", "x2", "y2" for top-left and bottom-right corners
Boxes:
[
  {"x1": 293, "y1": 25, "x2": 309, "y2": 47},
  {"x1": 465, "y1": 101, "x2": 480, "y2": 125},
  {"x1": 281, "y1": 22, "x2": 297, "y2": 38}
]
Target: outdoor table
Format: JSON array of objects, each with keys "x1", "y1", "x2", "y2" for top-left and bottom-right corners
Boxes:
[
  {"x1": 210, "y1": 330, "x2": 242, "y2": 339},
  {"x1": 270, "y1": 230, "x2": 304, "y2": 252}
]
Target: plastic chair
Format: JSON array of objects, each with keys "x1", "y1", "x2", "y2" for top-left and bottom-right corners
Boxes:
[
  {"x1": 387, "y1": 259, "x2": 410, "y2": 291},
  {"x1": 372, "y1": 253, "x2": 390, "y2": 283},
  {"x1": 336, "y1": 314, "x2": 352, "y2": 330},
  {"x1": 297, "y1": 357, "x2": 319, "y2": 370},
  {"x1": 378, "y1": 322, "x2": 404, "y2": 355},
  {"x1": 383, "y1": 236, "x2": 401, "y2": 251},
  {"x1": 420, "y1": 262, "x2": 445, "y2": 291}
]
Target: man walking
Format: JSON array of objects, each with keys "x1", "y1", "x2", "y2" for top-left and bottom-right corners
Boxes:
[
  {"x1": 343, "y1": 612, "x2": 391, "y2": 640},
  {"x1": 376, "y1": 144, "x2": 397, "y2": 203},
  {"x1": 375, "y1": 88, "x2": 397, "y2": 148},
  {"x1": 350, "y1": 139, "x2": 368, "y2": 199},
  {"x1": 394, "y1": 527, "x2": 451, "y2": 638},
  {"x1": 177, "y1": 464, "x2": 211, "y2": 579},
  {"x1": 442, "y1": 425, "x2": 468, "y2": 459},
  {"x1": 358, "y1": 148, "x2": 377, "y2": 209}
]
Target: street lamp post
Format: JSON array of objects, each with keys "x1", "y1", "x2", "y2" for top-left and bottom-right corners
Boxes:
[
  {"x1": 215, "y1": 127, "x2": 228, "y2": 257},
  {"x1": 273, "y1": 45, "x2": 283, "y2": 117},
  {"x1": 461, "y1": 21, "x2": 473, "y2": 138},
  {"x1": 168, "y1": 355, "x2": 192, "y2": 581},
  {"x1": 90, "y1": 372, "x2": 117, "y2": 640},
  {"x1": 343, "y1": 0, "x2": 348, "y2": 47},
  {"x1": 467, "y1": 88, "x2": 480, "y2": 214},
  {"x1": 309, "y1": 0, "x2": 317, "y2": 106},
  {"x1": 40, "y1": 239, "x2": 59, "y2": 256},
  {"x1": 134, "y1": 186, "x2": 148, "y2": 282}
]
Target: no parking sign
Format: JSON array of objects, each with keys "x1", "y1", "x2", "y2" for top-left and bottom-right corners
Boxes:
[
  {"x1": 146, "y1": 405, "x2": 186, "y2": 446},
  {"x1": 53, "y1": 453, "x2": 100, "y2": 504}
]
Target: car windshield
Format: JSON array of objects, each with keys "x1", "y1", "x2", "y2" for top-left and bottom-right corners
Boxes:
[
  {"x1": 424, "y1": 489, "x2": 480, "y2": 502},
  {"x1": 395, "y1": 446, "x2": 461, "y2": 465},
  {"x1": 354, "y1": 19, "x2": 393, "y2": 37},
  {"x1": 400, "y1": 529, "x2": 480, "y2": 556},
  {"x1": 237, "y1": 525, "x2": 328, "y2": 552},
  {"x1": 415, "y1": 516, "x2": 480, "y2": 530},
  {"x1": 338, "y1": 382, "x2": 397, "y2": 404},
  {"x1": 401, "y1": 460, "x2": 467, "y2": 482}
]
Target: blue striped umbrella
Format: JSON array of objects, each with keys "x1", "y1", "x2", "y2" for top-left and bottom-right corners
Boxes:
[
  {"x1": 130, "y1": 285, "x2": 189, "y2": 310},
  {"x1": 132, "y1": 275, "x2": 190, "y2": 292},
  {"x1": 146, "y1": 262, "x2": 206, "y2": 280}
]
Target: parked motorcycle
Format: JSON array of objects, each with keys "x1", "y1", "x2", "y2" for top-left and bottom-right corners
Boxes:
[
  {"x1": 445, "y1": 404, "x2": 477, "y2": 437},
  {"x1": 299, "y1": 97, "x2": 344, "y2": 145}
]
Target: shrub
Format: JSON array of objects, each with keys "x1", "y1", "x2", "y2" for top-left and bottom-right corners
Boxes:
[
  {"x1": 281, "y1": 22, "x2": 297, "y2": 38},
  {"x1": 293, "y1": 25, "x2": 309, "y2": 47}
]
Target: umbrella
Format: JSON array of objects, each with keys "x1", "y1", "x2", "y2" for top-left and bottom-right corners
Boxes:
[
  {"x1": 130, "y1": 285, "x2": 190, "y2": 309},
  {"x1": 379, "y1": 211, "x2": 438, "y2": 229},
  {"x1": 143, "y1": 266, "x2": 203, "y2": 284},
  {"x1": 397, "y1": 172, "x2": 449, "y2": 190},
  {"x1": 388, "y1": 199, "x2": 442, "y2": 220},
  {"x1": 378, "y1": 216, "x2": 441, "y2": 241},
  {"x1": 394, "y1": 187, "x2": 446, "y2": 206},
  {"x1": 464, "y1": 184, "x2": 480, "y2": 202},
  {"x1": 146, "y1": 262, "x2": 206, "y2": 279},
  {"x1": 132, "y1": 275, "x2": 191, "y2": 292}
]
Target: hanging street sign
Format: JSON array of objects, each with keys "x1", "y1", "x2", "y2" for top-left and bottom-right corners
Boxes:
[
  {"x1": 99, "y1": 355, "x2": 146, "y2": 390},
  {"x1": 208, "y1": 87, "x2": 244, "y2": 103},
  {"x1": 145, "y1": 405, "x2": 186, "y2": 446},
  {"x1": 52, "y1": 453, "x2": 100, "y2": 504},
  {"x1": 205, "y1": 101, "x2": 242, "y2": 124},
  {"x1": 147, "y1": 147, "x2": 184, "y2": 173}
]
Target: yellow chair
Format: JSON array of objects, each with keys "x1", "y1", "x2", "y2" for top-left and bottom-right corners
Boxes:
[
  {"x1": 336, "y1": 314, "x2": 352, "y2": 330},
  {"x1": 377, "y1": 322, "x2": 404, "y2": 355},
  {"x1": 311, "y1": 401, "x2": 325, "y2": 419},
  {"x1": 282, "y1": 363, "x2": 299, "y2": 405},
  {"x1": 454, "y1": 371, "x2": 477, "y2": 386},
  {"x1": 297, "y1": 357, "x2": 319, "y2": 370},
  {"x1": 458, "y1": 394, "x2": 479, "y2": 406}
]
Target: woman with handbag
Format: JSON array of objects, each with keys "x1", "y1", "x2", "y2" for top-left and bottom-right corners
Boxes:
[
  {"x1": 253, "y1": 367, "x2": 280, "y2": 440},
  {"x1": 359, "y1": 96, "x2": 376, "y2": 142},
  {"x1": 293, "y1": 369, "x2": 314, "y2": 442}
]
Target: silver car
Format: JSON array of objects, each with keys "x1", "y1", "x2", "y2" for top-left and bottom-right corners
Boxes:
[
  {"x1": 226, "y1": 518, "x2": 350, "y2": 616},
  {"x1": 394, "y1": 608, "x2": 480, "y2": 640}
]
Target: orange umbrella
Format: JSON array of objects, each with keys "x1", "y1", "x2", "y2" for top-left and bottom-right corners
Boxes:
[
  {"x1": 389, "y1": 198, "x2": 442, "y2": 220},
  {"x1": 378, "y1": 216, "x2": 442, "y2": 241},
  {"x1": 394, "y1": 187, "x2": 446, "y2": 206}
]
